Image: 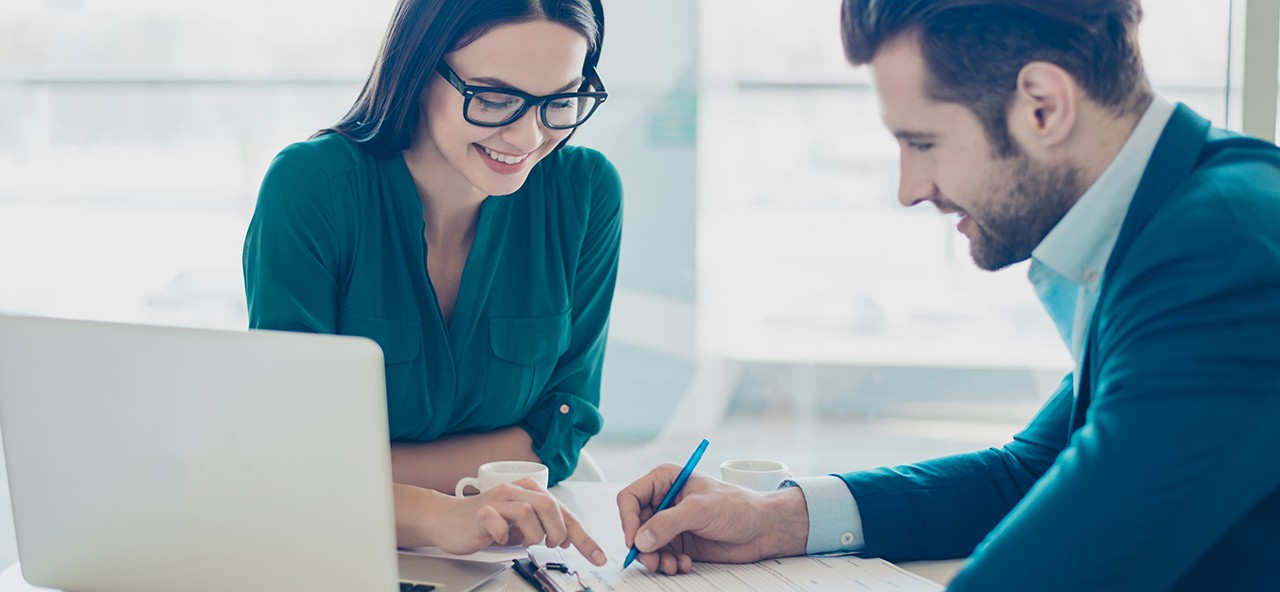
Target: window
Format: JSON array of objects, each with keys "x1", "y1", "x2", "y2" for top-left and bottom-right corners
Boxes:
[
  {"x1": 0, "y1": 0, "x2": 1265, "y2": 566},
  {"x1": 696, "y1": 0, "x2": 1238, "y2": 429},
  {"x1": 0, "y1": 0, "x2": 394, "y2": 327}
]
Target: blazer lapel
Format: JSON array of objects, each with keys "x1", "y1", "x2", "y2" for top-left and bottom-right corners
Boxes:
[{"x1": 1070, "y1": 104, "x2": 1212, "y2": 431}]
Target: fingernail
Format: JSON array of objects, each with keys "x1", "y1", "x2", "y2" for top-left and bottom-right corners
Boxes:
[
  {"x1": 592, "y1": 550, "x2": 607, "y2": 565},
  {"x1": 637, "y1": 529, "x2": 656, "y2": 551}
]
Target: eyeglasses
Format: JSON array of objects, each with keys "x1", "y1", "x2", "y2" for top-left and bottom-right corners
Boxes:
[{"x1": 436, "y1": 62, "x2": 608, "y2": 130}]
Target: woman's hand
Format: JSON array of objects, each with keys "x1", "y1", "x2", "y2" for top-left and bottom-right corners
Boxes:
[{"x1": 394, "y1": 479, "x2": 607, "y2": 565}]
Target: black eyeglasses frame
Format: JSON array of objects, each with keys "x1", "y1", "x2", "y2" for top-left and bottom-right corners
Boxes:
[{"x1": 435, "y1": 62, "x2": 608, "y2": 130}]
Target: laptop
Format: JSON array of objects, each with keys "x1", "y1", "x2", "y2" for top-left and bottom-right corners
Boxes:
[{"x1": 0, "y1": 314, "x2": 506, "y2": 592}]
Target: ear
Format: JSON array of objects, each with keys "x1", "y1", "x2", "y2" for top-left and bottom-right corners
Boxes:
[{"x1": 1008, "y1": 62, "x2": 1078, "y2": 156}]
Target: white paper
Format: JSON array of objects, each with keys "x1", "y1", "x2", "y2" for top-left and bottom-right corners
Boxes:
[
  {"x1": 399, "y1": 544, "x2": 527, "y2": 563},
  {"x1": 528, "y1": 545, "x2": 944, "y2": 591}
]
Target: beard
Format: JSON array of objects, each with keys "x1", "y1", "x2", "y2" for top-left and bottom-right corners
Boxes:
[{"x1": 966, "y1": 153, "x2": 1085, "y2": 271}]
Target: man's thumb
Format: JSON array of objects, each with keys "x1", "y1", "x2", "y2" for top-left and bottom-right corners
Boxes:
[{"x1": 635, "y1": 507, "x2": 684, "y2": 552}]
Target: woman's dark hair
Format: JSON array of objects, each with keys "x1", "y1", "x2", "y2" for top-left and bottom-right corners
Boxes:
[
  {"x1": 322, "y1": 0, "x2": 604, "y2": 157},
  {"x1": 841, "y1": 0, "x2": 1149, "y2": 157}
]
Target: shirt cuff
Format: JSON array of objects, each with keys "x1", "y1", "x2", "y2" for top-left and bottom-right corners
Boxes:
[
  {"x1": 783, "y1": 475, "x2": 865, "y2": 554},
  {"x1": 516, "y1": 392, "x2": 603, "y2": 484}
]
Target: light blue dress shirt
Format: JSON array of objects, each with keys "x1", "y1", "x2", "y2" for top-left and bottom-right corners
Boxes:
[{"x1": 790, "y1": 96, "x2": 1176, "y2": 555}]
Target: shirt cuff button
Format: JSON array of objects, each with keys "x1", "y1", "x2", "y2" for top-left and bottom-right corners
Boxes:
[
  {"x1": 840, "y1": 532, "x2": 855, "y2": 546},
  {"x1": 559, "y1": 404, "x2": 570, "y2": 414}
]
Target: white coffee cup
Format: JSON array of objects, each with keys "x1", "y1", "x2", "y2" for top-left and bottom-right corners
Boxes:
[
  {"x1": 719, "y1": 459, "x2": 793, "y2": 491},
  {"x1": 455, "y1": 460, "x2": 550, "y2": 498}
]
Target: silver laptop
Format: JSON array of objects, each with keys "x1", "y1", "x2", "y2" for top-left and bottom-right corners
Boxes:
[{"x1": 0, "y1": 314, "x2": 505, "y2": 592}]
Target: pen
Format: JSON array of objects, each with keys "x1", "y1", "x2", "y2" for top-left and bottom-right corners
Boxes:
[{"x1": 622, "y1": 438, "x2": 710, "y2": 569}]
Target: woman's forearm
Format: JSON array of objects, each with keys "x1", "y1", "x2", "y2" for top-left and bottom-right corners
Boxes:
[
  {"x1": 390, "y1": 426, "x2": 540, "y2": 493},
  {"x1": 393, "y1": 482, "x2": 447, "y2": 547}
]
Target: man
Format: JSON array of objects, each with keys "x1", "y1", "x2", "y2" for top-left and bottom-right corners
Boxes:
[{"x1": 617, "y1": 1, "x2": 1280, "y2": 589}]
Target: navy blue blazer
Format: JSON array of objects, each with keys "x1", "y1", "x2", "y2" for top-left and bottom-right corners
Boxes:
[{"x1": 839, "y1": 105, "x2": 1280, "y2": 590}]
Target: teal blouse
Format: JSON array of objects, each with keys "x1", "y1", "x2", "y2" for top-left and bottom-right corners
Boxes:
[{"x1": 242, "y1": 133, "x2": 622, "y2": 483}]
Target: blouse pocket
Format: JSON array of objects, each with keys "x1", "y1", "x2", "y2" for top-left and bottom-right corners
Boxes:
[
  {"x1": 488, "y1": 310, "x2": 571, "y2": 403},
  {"x1": 337, "y1": 308, "x2": 422, "y2": 420}
]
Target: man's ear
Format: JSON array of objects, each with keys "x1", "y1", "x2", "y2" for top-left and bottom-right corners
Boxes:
[{"x1": 1008, "y1": 61, "x2": 1078, "y2": 156}]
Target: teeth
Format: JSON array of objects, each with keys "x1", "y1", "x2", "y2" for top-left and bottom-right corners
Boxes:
[{"x1": 481, "y1": 146, "x2": 529, "y2": 165}]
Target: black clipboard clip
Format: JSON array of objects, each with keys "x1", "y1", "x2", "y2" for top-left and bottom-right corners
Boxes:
[{"x1": 512, "y1": 557, "x2": 592, "y2": 592}]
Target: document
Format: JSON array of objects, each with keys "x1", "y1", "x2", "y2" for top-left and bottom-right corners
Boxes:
[
  {"x1": 526, "y1": 545, "x2": 944, "y2": 591},
  {"x1": 401, "y1": 544, "x2": 528, "y2": 563}
]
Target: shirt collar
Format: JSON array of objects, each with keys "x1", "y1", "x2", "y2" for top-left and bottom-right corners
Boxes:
[{"x1": 1030, "y1": 95, "x2": 1175, "y2": 289}]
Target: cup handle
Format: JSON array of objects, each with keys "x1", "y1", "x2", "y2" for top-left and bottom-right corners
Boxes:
[{"x1": 455, "y1": 477, "x2": 481, "y2": 498}]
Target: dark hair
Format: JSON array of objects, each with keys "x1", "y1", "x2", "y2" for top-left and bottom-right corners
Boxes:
[
  {"x1": 322, "y1": 0, "x2": 604, "y2": 157},
  {"x1": 841, "y1": 0, "x2": 1149, "y2": 156}
]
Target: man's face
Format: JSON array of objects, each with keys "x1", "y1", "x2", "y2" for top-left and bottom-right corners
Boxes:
[{"x1": 869, "y1": 35, "x2": 1083, "y2": 271}]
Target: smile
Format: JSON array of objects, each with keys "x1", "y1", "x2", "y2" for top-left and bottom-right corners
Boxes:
[{"x1": 479, "y1": 145, "x2": 530, "y2": 165}]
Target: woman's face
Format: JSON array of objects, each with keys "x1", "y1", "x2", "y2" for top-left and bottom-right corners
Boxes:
[{"x1": 417, "y1": 20, "x2": 590, "y2": 199}]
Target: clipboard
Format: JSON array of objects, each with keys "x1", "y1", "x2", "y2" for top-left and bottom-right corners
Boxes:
[
  {"x1": 512, "y1": 545, "x2": 942, "y2": 592},
  {"x1": 511, "y1": 558, "x2": 548, "y2": 592},
  {"x1": 511, "y1": 548, "x2": 591, "y2": 592}
]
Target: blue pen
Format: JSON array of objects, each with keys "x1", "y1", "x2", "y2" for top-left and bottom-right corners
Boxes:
[{"x1": 622, "y1": 438, "x2": 710, "y2": 569}]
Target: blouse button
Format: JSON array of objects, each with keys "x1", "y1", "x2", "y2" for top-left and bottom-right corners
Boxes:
[
  {"x1": 840, "y1": 532, "x2": 855, "y2": 546},
  {"x1": 559, "y1": 404, "x2": 570, "y2": 415}
]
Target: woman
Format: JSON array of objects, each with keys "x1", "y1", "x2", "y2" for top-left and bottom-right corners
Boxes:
[{"x1": 243, "y1": 0, "x2": 619, "y2": 560}]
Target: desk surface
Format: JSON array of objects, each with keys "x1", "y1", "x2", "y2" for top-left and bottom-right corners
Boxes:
[{"x1": 0, "y1": 482, "x2": 962, "y2": 590}]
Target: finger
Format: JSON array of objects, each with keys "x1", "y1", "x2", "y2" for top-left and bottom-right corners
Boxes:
[
  {"x1": 518, "y1": 489, "x2": 569, "y2": 547},
  {"x1": 511, "y1": 476, "x2": 548, "y2": 492},
  {"x1": 624, "y1": 506, "x2": 656, "y2": 549},
  {"x1": 617, "y1": 464, "x2": 681, "y2": 547},
  {"x1": 633, "y1": 498, "x2": 706, "y2": 553},
  {"x1": 477, "y1": 505, "x2": 509, "y2": 546},
  {"x1": 489, "y1": 483, "x2": 566, "y2": 546},
  {"x1": 638, "y1": 551, "x2": 661, "y2": 573},
  {"x1": 562, "y1": 509, "x2": 607, "y2": 566},
  {"x1": 498, "y1": 502, "x2": 547, "y2": 548},
  {"x1": 679, "y1": 554, "x2": 694, "y2": 573},
  {"x1": 616, "y1": 482, "x2": 648, "y2": 547},
  {"x1": 659, "y1": 552, "x2": 680, "y2": 575}
]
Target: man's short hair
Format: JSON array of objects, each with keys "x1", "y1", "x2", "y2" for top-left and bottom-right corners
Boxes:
[{"x1": 841, "y1": 0, "x2": 1150, "y2": 156}]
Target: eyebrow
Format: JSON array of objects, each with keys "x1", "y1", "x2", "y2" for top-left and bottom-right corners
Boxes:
[
  {"x1": 893, "y1": 130, "x2": 938, "y2": 142},
  {"x1": 469, "y1": 76, "x2": 585, "y2": 94}
]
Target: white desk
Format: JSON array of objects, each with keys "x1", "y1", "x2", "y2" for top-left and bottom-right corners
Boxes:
[{"x1": 0, "y1": 482, "x2": 961, "y2": 590}]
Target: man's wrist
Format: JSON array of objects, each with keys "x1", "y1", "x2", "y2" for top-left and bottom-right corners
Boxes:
[
  {"x1": 757, "y1": 486, "x2": 810, "y2": 558},
  {"x1": 784, "y1": 476, "x2": 864, "y2": 553}
]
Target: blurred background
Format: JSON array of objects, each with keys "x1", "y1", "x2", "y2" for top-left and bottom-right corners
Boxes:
[{"x1": 0, "y1": 0, "x2": 1265, "y2": 568}]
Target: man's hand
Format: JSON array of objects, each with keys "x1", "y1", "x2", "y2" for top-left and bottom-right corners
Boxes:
[
  {"x1": 617, "y1": 464, "x2": 810, "y2": 574},
  {"x1": 396, "y1": 479, "x2": 607, "y2": 565}
]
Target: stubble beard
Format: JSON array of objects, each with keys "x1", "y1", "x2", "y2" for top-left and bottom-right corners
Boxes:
[{"x1": 967, "y1": 154, "x2": 1084, "y2": 272}]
